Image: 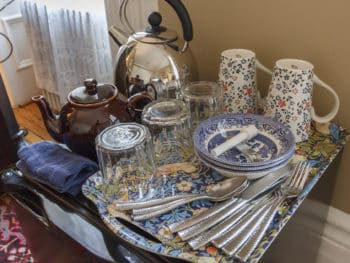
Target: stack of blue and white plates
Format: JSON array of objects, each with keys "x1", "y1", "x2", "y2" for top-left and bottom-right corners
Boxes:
[{"x1": 193, "y1": 114, "x2": 295, "y2": 179}]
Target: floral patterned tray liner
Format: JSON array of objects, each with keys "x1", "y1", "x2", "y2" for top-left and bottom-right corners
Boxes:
[{"x1": 82, "y1": 123, "x2": 348, "y2": 263}]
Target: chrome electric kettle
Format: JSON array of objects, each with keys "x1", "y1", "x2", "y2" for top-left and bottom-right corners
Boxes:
[{"x1": 109, "y1": 0, "x2": 198, "y2": 99}]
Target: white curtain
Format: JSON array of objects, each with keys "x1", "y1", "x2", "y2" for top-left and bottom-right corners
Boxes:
[
  {"x1": 21, "y1": 0, "x2": 113, "y2": 104},
  {"x1": 20, "y1": 0, "x2": 157, "y2": 104}
]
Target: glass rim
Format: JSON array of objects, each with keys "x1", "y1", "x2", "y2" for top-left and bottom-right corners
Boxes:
[
  {"x1": 181, "y1": 81, "x2": 221, "y2": 100},
  {"x1": 95, "y1": 123, "x2": 149, "y2": 152},
  {"x1": 141, "y1": 99, "x2": 190, "y2": 124}
]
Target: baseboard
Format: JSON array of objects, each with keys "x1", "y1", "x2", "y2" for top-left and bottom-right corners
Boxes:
[
  {"x1": 289, "y1": 201, "x2": 350, "y2": 263},
  {"x1": 323, "y1": 206, "x2": 350, "y2": 250},
  {"x1": 316, "y1": 206, "x2": 350, "y2": 263}
]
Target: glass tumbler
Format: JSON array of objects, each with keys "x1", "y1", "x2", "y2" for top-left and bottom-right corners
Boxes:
[
  {"x1": 95, "y1": 123, "x2": 159, "y2": 201},
  {"x1": 181, "y1": 81, "x2": 223, "y2": 133},
  {"x1": 141, "y1": 99, "x2": 193, "y2": 167}
]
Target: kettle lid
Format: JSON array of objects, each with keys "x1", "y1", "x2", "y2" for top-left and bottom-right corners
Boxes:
[
  {"x1": 69, "y1": 79, "x2": 118, "y2": 105},
  {"x1": 133, "y1": 12, "x2": 178, "y2": 44}
]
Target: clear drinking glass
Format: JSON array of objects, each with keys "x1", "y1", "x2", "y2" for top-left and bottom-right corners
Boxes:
[
  {"x1": 141, "y1": 99, "x2": 194, "y2": 167},
  {"x1": 181, "y1": 81, "x2": 223, "y2": 132},
  {"x1": 95, "y1": 123, "x2": 159, "y2": 201}
]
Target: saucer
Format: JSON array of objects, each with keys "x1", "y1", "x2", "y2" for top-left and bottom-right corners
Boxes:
[
  {"x1": 194, "y1": 114, "x2": 295, "y2": 167},
  {"x1": 195, "y1": 147, "x2": 294, "y2": 172}
]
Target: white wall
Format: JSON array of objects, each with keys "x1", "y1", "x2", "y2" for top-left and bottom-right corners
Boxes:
[{"x1": 0, "y1": 0, "x2": 39, "y2": 107}]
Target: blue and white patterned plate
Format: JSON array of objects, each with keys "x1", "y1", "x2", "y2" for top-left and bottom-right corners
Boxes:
[
  {"x1": 194, "y1": 114, "x2": 295, "y2": 167},
  {"x1": 197, "y1": 150, "x2": 292, "y2": 180},
  {"x1": 194, "y1": 145, "x2": 294, "y2": 172},
  {"x1": 195, "y1": 146, "x2": 294, "y2": 172}
]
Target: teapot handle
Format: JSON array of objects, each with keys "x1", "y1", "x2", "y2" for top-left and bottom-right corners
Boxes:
[
  {"x1": 165, "y1": 0, "x2": 193, "y2": 42},
  {"x1": 126, "y1": 92, "x2": 154, "y2": 123},
  {"x1": 311, "y1": 75, "x2": 340, "y2": 123},
  {"x1": 59, "y1": 103, "x2": 72, "y2": 135}
]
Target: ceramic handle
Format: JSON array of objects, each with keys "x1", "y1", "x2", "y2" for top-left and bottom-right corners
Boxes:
[
  {"x1": 255, "y1": 60, "x2": 273, "y2": 103},
  {"x1": 211, "y1": 125, "x2": 258, "y2": 157},
  {"x1": 311, "y1": 75, "x2": 340, "y2": 123},
  {"x1": 126, "y1": 92, "x2": 153, "y2": 122},
  {"x1": 256, "y1": 60, "x2": 273, "y2": 76}
]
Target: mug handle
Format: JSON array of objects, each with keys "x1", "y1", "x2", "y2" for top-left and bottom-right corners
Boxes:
[
  {"x1": 256, "y1": 60, "x2": 273, "y2": 76},
  {"x1": 311, "y1": 75, "x2": 340, "y2": 123},
  {"x1": 255, "y1": 60, "x2": 273, "y2": 105}
]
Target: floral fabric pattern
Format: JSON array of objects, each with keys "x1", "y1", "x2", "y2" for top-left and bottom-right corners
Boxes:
[{"x1": 82, "y1": 123, "x2": 348, "y2": 263}]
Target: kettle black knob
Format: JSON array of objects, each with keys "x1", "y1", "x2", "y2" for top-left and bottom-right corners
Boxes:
[
  {"x1": 146, "y1": 12, "x2": 166, "y2": 33},
  {"x1": 148, "y1": 12, "x2": 162, "y2": 27}
]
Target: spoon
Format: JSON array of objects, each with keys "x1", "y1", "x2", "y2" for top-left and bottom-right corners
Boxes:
[
  {"x1": 115, "y1": 176, "x2": 248, "y2": 211},
  {"x1": 131, "y1": 180, "x2": 249, "y2": 221}
]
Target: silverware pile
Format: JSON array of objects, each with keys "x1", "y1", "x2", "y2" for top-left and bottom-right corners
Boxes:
[
  {"x1": 115, "y1": 176, "x2": 248, "y2": 221},
  {"x1": 168, "y1": 161, "x2": 311, "y2": 260},
  {"x1": 114, "y1": 161, "x2": 311, "y2": 260}
]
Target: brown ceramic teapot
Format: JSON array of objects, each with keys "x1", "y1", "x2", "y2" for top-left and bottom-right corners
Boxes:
[{"x1": 32, "y1": 79, "x2": 153, "y2": 161}]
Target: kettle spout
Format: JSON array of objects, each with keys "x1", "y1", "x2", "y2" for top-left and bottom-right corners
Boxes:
[
  {"x1": 109, "y1": 25, "x2": 129, "y2": 46},
  {"x1": 32, "y1": 95, "x2": 63, "y2": 143}
]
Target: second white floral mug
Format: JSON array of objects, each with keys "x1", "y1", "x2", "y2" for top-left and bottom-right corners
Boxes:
[
  {"x1": 263, "y1": 58, "x2": 340, "y2": 142},
  {"x1": 218, "y1": 49, "x2": 272, "y2": 114}
]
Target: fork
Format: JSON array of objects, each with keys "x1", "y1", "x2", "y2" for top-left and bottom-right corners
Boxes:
[{"x1": 217, "y1": 161, "x2": 311, "y2": 257}]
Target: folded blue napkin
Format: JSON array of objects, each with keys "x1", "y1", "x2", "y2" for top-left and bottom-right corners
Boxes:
[{"x1": 17, "y1": 141, "x2": 98, "y2": 195}]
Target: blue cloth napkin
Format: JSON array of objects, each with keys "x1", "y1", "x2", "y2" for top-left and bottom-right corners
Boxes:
[{"x1": 16, "y1": 141, "x2": 98, "y2": 195}]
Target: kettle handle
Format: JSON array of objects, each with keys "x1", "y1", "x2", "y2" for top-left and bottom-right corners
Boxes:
[{"x1": 165, "y1": 0, "x2": 193, "y2": 42}]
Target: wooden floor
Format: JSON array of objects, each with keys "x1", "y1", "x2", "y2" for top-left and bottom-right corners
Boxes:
[{"x1": 13, "y1": 103, "x2": 53, "y2": 143}]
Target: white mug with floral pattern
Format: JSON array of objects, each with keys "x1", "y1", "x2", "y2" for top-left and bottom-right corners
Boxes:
[
  {"x1": 218, "y1": 49, "x2": 272, "y2": 114},
  {"x1": 263, "y1": 58, "x2": 340, "y2": 142}
]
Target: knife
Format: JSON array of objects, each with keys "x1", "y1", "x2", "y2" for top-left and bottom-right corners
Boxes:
[
  {"x1": 213, "y1": 201, "x2": 270, "y2": 249},
  {"x1": 234, "y1": 195, "x2": 286, "y2": 261},
  {"x1": 167, "y1": 164, "x2": 292, "y2": 235},
  {"x1": 187, "y1": 195, "x2": 271, "y2": 249}
]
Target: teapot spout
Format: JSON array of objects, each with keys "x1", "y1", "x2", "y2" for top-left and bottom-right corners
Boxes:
[
  {"x1": 109, "y1": 25, "x2": 129, "y2": 46},
  {"x1": 32, "y1": 95, "x2": 63, "y2": 143}
]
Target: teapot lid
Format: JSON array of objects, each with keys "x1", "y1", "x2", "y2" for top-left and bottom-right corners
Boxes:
[
  {"x1": 69, "y1": 79, "x2": 118, "y2": 106},
  {"x1": 133, "y1": 12, "x2": 178, "y2": 45}
]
